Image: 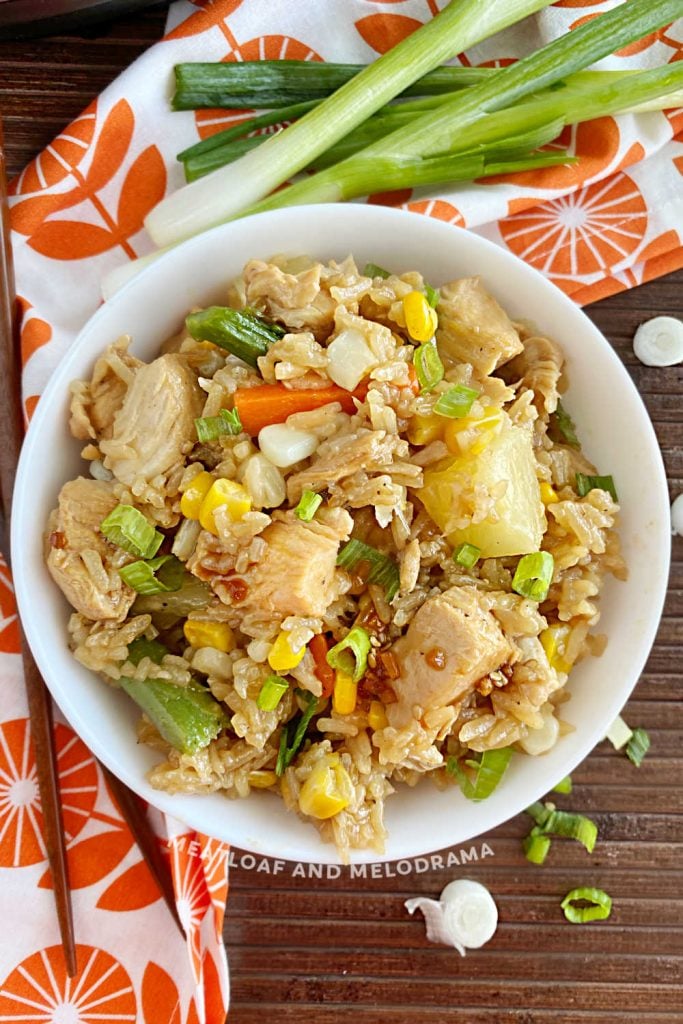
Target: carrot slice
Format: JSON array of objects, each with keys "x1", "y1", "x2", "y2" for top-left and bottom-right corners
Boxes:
[
  {"x1": 234, "y1": 381, "x2": 368, "y2": 435},
  {"x1": 309, "y1": 634, "x2": 336, "y2": 699}
]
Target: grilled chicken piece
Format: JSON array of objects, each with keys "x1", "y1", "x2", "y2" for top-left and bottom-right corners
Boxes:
[
  {"x1": 500, "y1": 334, "x2": 564, "y2": 415},
  {"x1": 245, "y1": 507, "x2": 352, "y2": 618},
  {"x1": 436, "y1": 277, "x2": 524, "y2": 375},
  {"x1": 287, "y1": 430, "x2": 403, "y2": 504},
  {"x1": 388, "y1": 586, "x2": 513, "y2": 727},
  {"x1": 243, "y1": 259, "x2": 336, "y2": 338},
  {"x1": 69, "y1": 337, "x2": 142, "y2": 442},
  {"x1": 100, "y1": 354, "x2": 203, "y2": 491},
  {"x1": 46, "y1": 477, "x2": 135, "y2": 622}
]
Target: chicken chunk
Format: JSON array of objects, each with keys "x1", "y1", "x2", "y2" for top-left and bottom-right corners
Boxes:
[
  {"x1": 100, "y1": 354, "x2": 203, "y2": 494},
  {"x1": 287, "y1": 430, "x2": 405, "y2": 504},
  {"x1": 243, "y1": 508, "x2": 352, "y2": 618},
  {"x1": 500, "y1": 334, "x2": 564, "y2": 415},
  {"x1": 69, "y1": 336, "x2": 142, "y2": 442},
  {"x1": 436, "y1": 277, "x2": 524, "y2": 375},
  {"x1": 388, "y1": 586, "x2": 513, "y2": 727},
  {"x1": 46, "y1": 477, "x2": 135, "y2": 622},
  {"x1": 243, "y1": 259, "x2": 336, "y2": 339}
]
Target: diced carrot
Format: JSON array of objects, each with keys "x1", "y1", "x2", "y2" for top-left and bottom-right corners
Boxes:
[
  {"x1": 234, "y1": 382, "x2": 368, "y2": 436},
  {"x1": 405, "y1": 362, "x2": 420, "y2": 394},
  {"x1": 309, "y1": 634, "x2": 335, "y2": 699}
]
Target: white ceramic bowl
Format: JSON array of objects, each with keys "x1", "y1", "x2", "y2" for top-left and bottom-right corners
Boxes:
[{"x1": 12, "y1": 204, "x2": 670, "y2": 864}]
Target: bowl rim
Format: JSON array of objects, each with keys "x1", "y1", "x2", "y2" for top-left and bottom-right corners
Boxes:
[{"x1": 11, "y1": 203, "x2": 671, "y2": 863}]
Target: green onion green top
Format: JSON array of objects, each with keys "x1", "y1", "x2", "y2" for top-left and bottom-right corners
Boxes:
[
  {"x1": 326, "y1": 626, "x2": 371, "y2": 683},
  {"x1": 550, "y1": 399, "x2": 579, "y2": 448},
  {"x1": 424, "y1": 283, "x2": 440, "y2": 308},
  {"x1": 626, "y1": 727, "x2": 650, "y2": 767},
  {"x1": 100, "y1": 505, "x2": 163, "y2": 560},
  {"x1": 560, "y1": 887, "x2": 612, "y2": 924},
  {"x1": 523, "y1": 827, "x2": 551, "y2": 865},
  {"x1": 576, "y1": 472, "x2": 618, "y2": 502},
  {"x1": 294, "y1": 490, "x2": 323, "y2": 522},
  {"x1": 434, "y1": 383, "x2": 479, "y2": 418},
  {"x1": 364, "y1": 262, "x2": 391, "y2": 279},
  {"x1": 276, "y1": 689, "x2": 319, "y2": 775},
  {"x1": 186, "y1": 306, "x2": 285, "y2": 368},
  {"x1": 336, "y1": 539, "x2": 400, "y2": 601},
  {"x1": 512, "y1": 551, "x2": 554, "y2": 603},
  {"x1": 195, "y1": 408, "x2": 243, "y2": 442},
  {"x1": 413, "y1": 338, "x2": 444, "y2": 392},
  {"x1": 257, "y1": 675, "x2": 289, "y2": 712},
  {"x1": 453, "y1": 542, "x2": 481, "y2": 569},
  {"x1": 119, "y1": 555, "x2": 185, "y2": 596},
  {"x1": 447, "y1": 747, "x2": 513, "y2": 802}
]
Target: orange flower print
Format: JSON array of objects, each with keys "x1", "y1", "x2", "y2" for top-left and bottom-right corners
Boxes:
[
  {"x1": 165, "y1": 0, "x2": 244, "y2": 41},
  {"x1": 195, "y1": 36, "x2": 322, "y2": 142},
  {"x1": 499, "y1": 172, "x2": 647, "y2": 280},
  {"x1": 0, "y1": 557, "x2": 19, "y2": 655},
  {"x1": 142, "y1": 963, "x2": 181, "y2": 1024},
  {"x1": 355, "y1": 13, "x2": 423, "y2": 54},
  {"x1": 0, "y1": 720, "x2": 98, "y2": 867},
  {"x1": 197, "y1": 834, "x2": 230, "y2": 929},
  {"x1": 0, "y1": 945, "x2": 136, "y2": 1022},
  {"x1": 169, "y1": 833, "x2": 212, "y2": 976},
  {"x1": 17, "y1": 298, "x2": 52, "y2": 368},
  {"x1": 11, "y1": 105, "x2": 96, "y2": 198},
  {"x1": 405, "y1": 198, "x2": 465, "y2": 227}
]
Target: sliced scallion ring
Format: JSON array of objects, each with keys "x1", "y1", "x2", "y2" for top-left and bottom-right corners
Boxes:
[
  {"x1": 434, "y1": 383, "x2": 479, "y2": 419},
  {"x1": 336, "y1": 538, "x2": 400, "y2": 601},
  {"x1": 512, "y1": 551, "x2": 554, "y2": 603},
  {"x1": 447, "y1": 748, "x2": 513, "y2": 802},
  {"x1": 525, "y1": 800, "x2": 598, "y2": 854},
  {"x1": 413, "y1": 338, "x2": 444, "y2": 392},
  {"x1": 257, "y1": 674, "x2": 289, "y2": 711},
  {"x1": 326, "y1": 626, "x2": 371, "y2": 683},
  {"x1": 195, "y1": 407, "x2": 243, "y2": 442},
  {"x1": 453, "y1": 542, "x2": 481, "y2": 569},
  {"x1": 100, "y1": 505, "x2": 163, "y2": 560},
  {"x1": 560, "y1": 887, "x2": 612, "y2": 924},
  {"x1": 424, "y1": 282, "x2": 440, "y2": 308},
  {"x1": 522, "y1": 827, "x2": 551, "y2": 865},
  {"x1": 295, "y1": 489, "x2": 323, "y2": 522},
  {"x1": 119, "y1": 555, "x2": 185, "y2": 595},
  {"x1": 364, "y1": 262, "x2": 391, "y2": 279},
  {"x1": 553, "y1": 775, "x2": 573, "y2": 795},
  {"x1": 626, "y1": 727, "x2": 650, "y2": 767}
]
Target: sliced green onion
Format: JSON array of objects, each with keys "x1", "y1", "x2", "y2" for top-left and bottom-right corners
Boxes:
[
  {"x1": 326, "y1": 626, "x2": 371, "y2": 683},
  {"x1": 523, "y1": 827, "x2": 552, "y2": 865},
  {"x1": 561, "y1": 887, "x2": 612, "y2": 924},
  {"x1": 512, "y1": 551, "x2": 554, "y2": 603},
  {"x1": 553, "y1": 775, "x2": 573, "y2": 795},
  {"x1": 185, "y1": 306, "x2": 285, "y2": 368},
  {"x1": 414, "y1": 339, "x2": 444, "y2": 393},
  {"x1": 257, "y1": 674, "x2": 289, "y2": 711},
  {"x1": 605, "y1": 715, "x2": 633, "y2": 751},
  {"x1": 453, "y1": 542, "x2": 480, "y2": 569},
  {"x1": 276, "y1": 689, "x2": 319, "y2": 775},
  {"x1": 119, "y1": 555, "x2": 184, "y2": 596},
  {"x1": 424, "y1": 283, "x2": 440, "y2": 308},
  {"x1": 195, "y1": 407, "x2": 243, "y2": 443},
  {"x1": 550, "y1": 399, "x2": 579, "y2": 448},
  {"x1": 447, "y1": 747, "x2": 513, "y2": 802},
  {"x1": 119, "y1": 676, "x2": 227, "y2": 755},
  {"x1": 126, "y1": 637, "x2": 167, "y2": 667},
  {"x1": 100, "y1": 505, "x2": 163, "y2": 560},
  {"x1": 148, "y1": 0, "x2": 553, "y2": 246},
  {"x1": 626, "y1": 727, "x2": 650, "y2": 767},
  {"x1": 177, "y1": 100, "x2": 319, "y2": 161},
  {"x1": 364, "y1": 262, "x2": 391, "y2": 279},
  {"x1": 434, "y1": 383, "x2": 479, "y2": 419},
  {"x1": 336, "y1": 538, "x2": 400, "y2": 601},
  {"x1": 525, "y1": 800, "x2": 597, "y2": 854},
  {"x1": 576, "y1": 473, "x2": 618, "y2": 502},
  {"x1": 294, "y1": 489, "x2": 323, "y2": 522}
]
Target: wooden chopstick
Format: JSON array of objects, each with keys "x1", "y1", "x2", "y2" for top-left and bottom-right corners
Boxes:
[
  {"x1": 0, "y1": 119, "x2": 78, "y2": 977},
  {"x1": 102, "y1": 766, "x2": 185, "y2": 935},
  {"x1": 0, "y1": 119, "x2": 185, "y2": 965}
]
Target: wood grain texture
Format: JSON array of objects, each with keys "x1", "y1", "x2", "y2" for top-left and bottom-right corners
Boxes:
[{"x1": 1, "y1": 7, "x2": 680, "y2": 1022}]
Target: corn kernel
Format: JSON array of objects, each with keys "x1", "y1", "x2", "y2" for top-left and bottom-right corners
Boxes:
[
  {"x1": 540, "y1": 482, "x2": 559, "y2": 505},
  {"x1": 248, "y1": 770, "x2": 278, "y2": 789},
  {"x1": 407, "y1": 412, "x2": 444, "y2": 446},
  {"x1": 183, "y1": 620, "x2": 235, "y2": 653},
  {"x1": 199, "y1": 478, "x2": 251, "y2": 534},
  {"x1": 403, "y1": 290, "x2": 438, "y2": 343},
  {"x1": 333, "y1": 671, "x2": 358, "y2": 715},
  {"x1": 368, "y1": 700, "x2": 388, "y2": 731},
  {"x1": 540, "y1": 625, "x2": 572, "y2": 674},
  {"x1": 180, "y1": 470, "x2": 214, "y2": 520},
  {"x1": 268, "y1": 631, "x2": 306, "y2": 672},
  {"x1": 298, "y1": 755, "x2": 354, "y2": 820}
]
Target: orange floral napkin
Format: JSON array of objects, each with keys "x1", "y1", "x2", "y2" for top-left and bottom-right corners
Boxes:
[{"x1": 2, "y1": 1, "x2": 682, "y2": 1021}]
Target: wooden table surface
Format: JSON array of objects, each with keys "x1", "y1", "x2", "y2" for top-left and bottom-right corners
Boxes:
[{"x1": 1, "y1": 7, "x2": 681, "y2": 1023}]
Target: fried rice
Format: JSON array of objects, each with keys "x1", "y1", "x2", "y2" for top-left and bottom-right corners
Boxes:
[{"x1": 45, "y1": 253, "x2": 625, "y2": 861}]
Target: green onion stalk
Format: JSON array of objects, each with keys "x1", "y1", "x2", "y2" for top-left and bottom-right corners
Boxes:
[{"x1": 146, "y1": 0, "x2": 555, "y2": 246}]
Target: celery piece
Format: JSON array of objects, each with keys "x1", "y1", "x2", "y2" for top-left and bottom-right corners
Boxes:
[
  {"x1": 126, "y1": 637, "x2": 167, "y2": 667},
  {"x1": 119, "y1": 676, "x2": 228, "y2": 755},
  {"x1": 186, "y1": 306, "x2": 285, "y2": 368}
]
